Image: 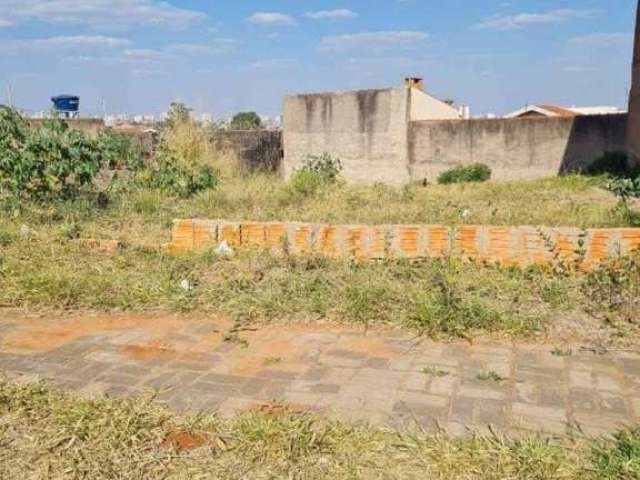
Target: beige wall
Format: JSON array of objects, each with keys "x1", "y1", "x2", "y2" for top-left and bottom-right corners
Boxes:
[
  {"x1": 283, "y1": 86, "x2": 627, "y2": 186},
  {"x1": 283, "y1": 88, "x2": 411, "y2": 185},
  {"x1": 410, "y1": 89, "x2": 460, "y2": 121},
  {"x1": 409, "y1": 114, "x2": 628, "y2": 182},
  {"x1": 629, "y1": 1, "x2": 640, "y2": 164}
]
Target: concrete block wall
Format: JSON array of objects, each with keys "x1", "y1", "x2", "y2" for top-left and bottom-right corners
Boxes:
[
  {"x1": 283, "y1": 85, "x2": 628, "y2": 185},
  {"x1": 167, "y1": 219, "x2": 640, "y2": 270},
  {"x1": 211, "y1": 130, "x2": 282, "y2": 172},
  {"x1": 283, "y1": 88, "x2": 412, "y2": 185},
  {"x1": 409, "y1": 114, "x2": 628, "y2": 183}
]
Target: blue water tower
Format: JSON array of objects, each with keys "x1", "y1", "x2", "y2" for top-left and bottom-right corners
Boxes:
[{"x1": 51, "y1": 95, "x2": 80, "y2": 118}]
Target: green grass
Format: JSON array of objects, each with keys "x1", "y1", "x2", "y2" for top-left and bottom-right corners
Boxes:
[
  {"x1": 0, "y1": 174, "x2": 634, "y2": 248},
  {"x1": 0, "y1": 377, "x2": 638, "y2": 479},
  {"x1": 0, "y1": 226, "x2": 638, "y2": 340},
  {"x1": 0, "y1": 173, "x2": 638, "y2": 341},
  {"x1": 423, "y1": 366, "x2": 451, "y2": 377},
  {"x1": 477, "y1": 371, "x2": 509, "y2": 383},
  {"x1": 0, "y1": 237, "x2": 564, "y2": 338}
]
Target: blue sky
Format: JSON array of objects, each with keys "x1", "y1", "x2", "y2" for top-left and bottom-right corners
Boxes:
[{"x1": 0, "y1": 0, "x2": 637, "y2": 117}]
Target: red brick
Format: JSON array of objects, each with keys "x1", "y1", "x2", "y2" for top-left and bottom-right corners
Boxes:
[
  {"x1": 453, "y1": 226, "x2": 480, "y2": 259},
  {"x1": 316, "y1": 225, "x2": 341, "y2": 258},
  {"x1": 265, "y1": 223, "x2": 287, "y2": 251},
  {"x1": 345, "y1": 226, "x2": 368, "y2": 260},
  {"x1": 368, "y1": 226, "x2": 390, "y2": 259},
  {"x1": 193, "y1": 219, "x2": 217, "y2": 250},
  {"x1": 242, "y1": 222, "x2": 266, "y2": 248},
  {"x1": 426, "y1": 225, "x2": 450, "y2": 258},
  {"x1": 170, "y1": 219, "x2": 194, "y2": 253},
  {"x1": 219, "y1": 222, "x2": 241, "y2": 247},
  {"x1": 288, "y1": 223, "x2": 313, "y2": 255},
  {"x1": 622, "y1": 229, "x2": 640, "y2": 254},
  {"x1": 392, "y1": 226, "x2": 423, "y2": 258}
]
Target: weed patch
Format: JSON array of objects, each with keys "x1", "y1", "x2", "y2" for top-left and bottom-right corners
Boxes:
[
  {"x1": 438, "y1": 163, "x2": 492, "y2": 185},
  {"x1": 0, "y1": 377, "x2": 637, "y2": 479}
]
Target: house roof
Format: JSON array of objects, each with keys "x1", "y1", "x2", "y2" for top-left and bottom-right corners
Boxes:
[
  {"x1": 537, "y1": 105, "x2": 577, "y2": 117},
  {"x1": 504, "y1": 104, "x2": 624, "y2": 119}
]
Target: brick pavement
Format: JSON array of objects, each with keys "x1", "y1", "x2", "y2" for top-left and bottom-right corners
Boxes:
[{"x1": 0, "y1": 310, "x2": 638, "y2": 437}]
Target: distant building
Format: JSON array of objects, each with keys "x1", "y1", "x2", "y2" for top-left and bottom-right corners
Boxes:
[
  {"x1": 403, "y1": 77, "x2": 465, "y2": 120},
  {"x1": 505, "y1": 104, "x2": 625, "y2": 119}
]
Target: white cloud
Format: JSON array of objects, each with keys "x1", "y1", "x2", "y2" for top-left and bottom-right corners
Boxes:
[
  {"x1": 0, "y1": 19, "x2": 12, "y2": 27},
  {"x1": 166, "y1": 40, "x2": 236, "y2": 55},
  {"x1": 0, "y1": 0, "x2": 205, "y2": 30},
  {"x1": 248, "y1": 12, "x2": 297, "y2": 26},
  {"x1": 304, "y1": 9, "x2": 357, "y2": 20},
  {"x1": 478, "y1": 9, "x2": 601, "y2": 30},
  {"x1": 36, "y1": 35, "x2": 130, "y2": 48},
  {"x1": 319, "y1": 31, "x2": 428, "y2": 52},
  {"x1": 568, "y1": 33, "x2": 632, "y2": 46},
  {"x1": 247, "y1": 58, "x2": 298, "y2": 70},
  {"x1": 563, "y1": 66, "x2": 596, "y2": 72},
  {"x1": 129, "y1": 68, "x2": 163, "y2": 78},
  {"x1": 1, "y1": 35, "x2": 130, "y2": 55},
  {"x1": 61, "y1": 39, "x2": 235, "y2": 65}
]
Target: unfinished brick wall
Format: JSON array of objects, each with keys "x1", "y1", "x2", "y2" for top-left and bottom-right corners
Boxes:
[{"x1": 167, "y1": 219, "x2": 640, "y2": 269}]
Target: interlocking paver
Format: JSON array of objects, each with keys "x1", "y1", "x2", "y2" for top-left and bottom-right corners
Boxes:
[{"x1": 1, "y1": 311, "x2": 638, "y2": 436}]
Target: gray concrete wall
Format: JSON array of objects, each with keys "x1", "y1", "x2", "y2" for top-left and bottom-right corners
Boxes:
[
  {"x1": 410, "y1": 89, "x2": 460, "y2": 121},
  {"x1": 409, "y1": 114, "x2": 628, "y2": 182},
  {"x1": 211, "y1": 130, "x2": 282, "y2": 172},
  {"x1": 283, "y1": 87, "x2": 411, "y2": 185},
  {"x1": 629, "y1": 1, "x2": 640, "y2": 164}
]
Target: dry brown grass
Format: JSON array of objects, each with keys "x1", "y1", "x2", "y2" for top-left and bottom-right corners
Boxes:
[{"x1": 2, "y1": 377, "x2": 638, "y2": 480}]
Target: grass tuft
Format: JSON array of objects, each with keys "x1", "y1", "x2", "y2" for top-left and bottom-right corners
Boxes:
[{"x1": 0, "y1": 377, "x2": 638, "y2": 479}]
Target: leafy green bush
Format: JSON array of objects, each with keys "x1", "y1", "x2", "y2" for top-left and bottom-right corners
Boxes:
[
  {"x1": 138, "y1": 156, "x2": 217, "y2": 198},
  {"x1": 96, "y1": 129, "x2": 143, "y2": 171},
  {"x1": 0, "y1": 108, "x2": 103, "y2": 200},
  {"x1": 590, "y1": 426, "x2": 640, "y2": 479},
  {"x1": 605, "y1": 176, "x2": 640, "y2": 226},
  {"x1": 134, "y1": 104, "x2": 223, "y2": 197},
  {"x1": 585, "y1": 151, "x2": 632, "y2": 177},
  {"x1": 582, "y1": 251, "x2": 640, "y2": 331},
  {"x1": 437, "y1": 163, "x2": 492, "y2": 185},
  {"x1": 230, "y1": 111, "x2": 262, "y2": 130},
  {"x1": 289, "y1": 153, "x2": 342, "y2": 196}
]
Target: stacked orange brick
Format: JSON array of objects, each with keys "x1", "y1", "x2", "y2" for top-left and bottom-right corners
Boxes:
[{"x1": 167, "y1": 219, "x2": 640, "y2": 270}]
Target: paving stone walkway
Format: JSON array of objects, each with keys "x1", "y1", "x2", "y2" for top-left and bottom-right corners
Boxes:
[{"x1": 0, "y1": 310, "x2": 638, "y2": 437}]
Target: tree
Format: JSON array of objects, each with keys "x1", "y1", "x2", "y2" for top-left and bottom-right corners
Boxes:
[
  {"x1": 230, "y1": 111, "x2": 262, "y2": 130},
  {"x1": 166, "y1": 102, "x2": 191, "y2": 128}
]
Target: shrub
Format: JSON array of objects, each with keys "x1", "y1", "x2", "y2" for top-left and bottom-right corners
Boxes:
[
  {"x1": 139, "y1": 156, "x2": 217, "y2": 198},
  {"x1": 96, "y1": 129, "x2": 143, "y2": 171},
  {"x1": 585, "y1": 151, "x2": 631, "y2": 177},
  {"x1": 590, "y1": 426, "x2": 640, "y2": 479},
  {"x1": 437, "y1": 163, "x2": 492, "y2": 185},
  {"x1": 0, "y1": 108, "x2": 103, "y2": 200},
  {"x1": 137, "y1": 106, "x2": 227, "y2": 197},
  {"x1": 582, "y1": 251, "x2": 640, "y2": 332},
  {"x1": 230, "y1": 111, "x2": 262, "y2": 130},
  {"x1": 288, "y1": 153, "x2": 343, "y2": 196},
  {"x1": 605, "y1": 176, "x2": 640, "y2": 226}
]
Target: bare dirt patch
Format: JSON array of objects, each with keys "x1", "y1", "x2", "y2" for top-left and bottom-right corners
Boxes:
[
  {"x1": 163, "y1": 431, "x2": 208, "y2": 451},
  {"x1": 0, "y1": 310, "x2": 231, "y2": 355}
]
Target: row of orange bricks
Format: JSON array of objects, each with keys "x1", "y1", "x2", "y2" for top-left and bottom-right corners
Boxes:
[{"x1": 167, "y1": 219, "x2": 640, "y2": 269}]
